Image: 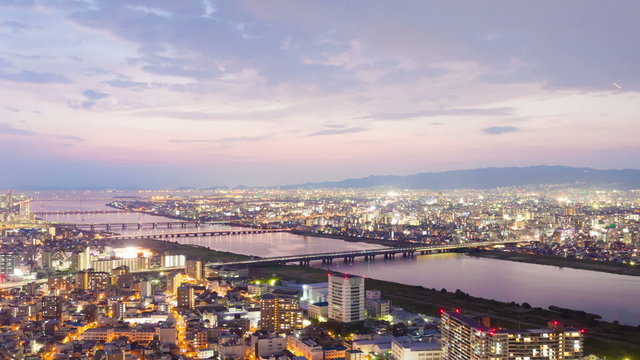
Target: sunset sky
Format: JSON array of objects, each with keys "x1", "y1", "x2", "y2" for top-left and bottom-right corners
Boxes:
[{"x1": 1, "y1": 1, "x2": 639, "y2": 188}]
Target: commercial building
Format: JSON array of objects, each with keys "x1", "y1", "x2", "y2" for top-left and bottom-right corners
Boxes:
[
  {"x1": 301, "y1": 282, "x2": 328, "y2": 304},
  {"x1": 308, "y1": 302, "x2": 329, "y2": 321},
  {"x1": 328, "y1": 273, "x2": 365, "y2": 323},
  {"x1": 391, "y1": 337, "x2": 441, "y2": 360}
]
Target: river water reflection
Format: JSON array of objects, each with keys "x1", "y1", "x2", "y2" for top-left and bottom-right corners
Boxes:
[{"x1": 30, "y1": 197, "x2": 640, "y2": 324}]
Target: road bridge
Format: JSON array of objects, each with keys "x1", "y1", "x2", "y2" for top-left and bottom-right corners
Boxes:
[
  {"x1": 208, "y1": 240, "x2": 526, "y2": 267},
  {"x1": 58, "y1": 221, "x2": 202, "y2": 231},
  {"x1": 34, "y1": 210, "x2": 130, "y2": 216},
  {"x1": 109, "y1": 228, "x2": 291, "y2": 240}
]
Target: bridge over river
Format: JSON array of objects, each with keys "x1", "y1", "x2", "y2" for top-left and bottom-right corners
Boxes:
[
  {"x1": 208, "y1": 240, "x2": 526, "y2": 267},
  {"x1": 109, "y1": 228, "x2": 292, "y2": 240}
]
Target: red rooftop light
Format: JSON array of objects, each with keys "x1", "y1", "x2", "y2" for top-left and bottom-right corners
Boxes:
[
  {"x1": 580, "y1": 329, "x2": 586, "y2": 334},
  {"x1": 439, "y1": 308, "x2": 445, "y2": 314},
  {"x1": 454, "y1": 308, "x2": 461, "y2": 313}
]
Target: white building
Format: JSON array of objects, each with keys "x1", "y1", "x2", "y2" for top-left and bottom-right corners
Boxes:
[
  {"x1": 328, "y1": 273, "x2": 365, "y2": 323},
  {"x1": 301, "y1": 283, "x2": 328, "y2": 304},
  {"x1": 391, "y1": 338, "x2": 441, "y2": 360}
]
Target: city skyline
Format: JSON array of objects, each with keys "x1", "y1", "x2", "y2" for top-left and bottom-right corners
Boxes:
[{"x1": 2, "y1": 1, "x2": 640, "y2": 188}]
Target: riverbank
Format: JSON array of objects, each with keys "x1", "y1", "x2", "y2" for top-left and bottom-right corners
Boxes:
[
  {"x1": 109, "y1": 237, "x2": 253, "y2": 263},
  {"x1": 115, "y1": 237, "x2": 640, "y2": 357},
  {"x1": 251, "y1": 264, "x2": 640, "y2": 358},
  {"x1": 469, "y1": 249, "x2": 640, "y2": 277}
]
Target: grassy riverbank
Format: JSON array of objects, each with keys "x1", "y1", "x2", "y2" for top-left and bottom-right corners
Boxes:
[
  {"x1": 469, "y1": 249, "x2": 640, "y2": 277},
  {"x1": 251, "y1": 264, "x2": 640, "y2": 358}
]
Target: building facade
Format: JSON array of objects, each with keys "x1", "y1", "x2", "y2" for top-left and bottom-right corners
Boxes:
[{"x1": 328, "y1": 273, "x2": 365, "y2": 323}]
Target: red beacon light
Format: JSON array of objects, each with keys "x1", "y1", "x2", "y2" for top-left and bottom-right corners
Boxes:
[
  {"x1": 580, "y1": 329, "x2": 587, "y2": 334},
  {"x1": 439, "y1": 308, "x2": 446, "y2": 314},
  {"x1": 454, "y1": 308, "x2": 461, "y2": 313}
]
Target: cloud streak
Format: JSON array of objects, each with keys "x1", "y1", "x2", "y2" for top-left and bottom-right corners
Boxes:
[
  {"x1": 0, "y1": 123, "x2": 36, "y2": 136},
  {"x1": 363, "y1": 108, "x2": 514, "y2": 121},
  {"x1": 482, "y1": 126, "x2": 519, "y2": 135},
  {"x1": 169, "y1": 135, "x2": 270, "y2": 144},
  {"x1": 306, "y1": 127, "x2": 369, "y2": 137},
  {"x1": 0, "y1": 70, "x2": 71, "y2": 84}
]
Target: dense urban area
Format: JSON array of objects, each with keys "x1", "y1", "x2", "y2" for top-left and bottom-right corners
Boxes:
[{"x1": 0, "y1": 187, "x2": 638, "y2": 360}]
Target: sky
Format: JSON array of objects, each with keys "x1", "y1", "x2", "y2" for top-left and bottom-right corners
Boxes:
[{"x1": 1, "y1": 0, "x2": 639, "y2": 188}]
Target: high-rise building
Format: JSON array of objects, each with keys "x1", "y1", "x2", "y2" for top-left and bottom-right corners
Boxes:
[
  {"x1": 41, "y1": 251, "x2": 53, "y2": 269},
  {"x1": 76, "y1": 270, "x2": 110, "y2": 291},
  {"x1": 41, "y1": 296, "x2": 63, "y2": 320},
  {"x1": 177, "y1": 285, "x2": 195, "y2": 310},
  {"x1": 167, "y1": 272, "x2": 189, "y2": 295},
  {"x1": 0, "y1": 253, "x2": 17, "y2": 275},
  {"x1": 18, "y1": 199, "x2": 30, "y2": 219},
  {"x1": 70, "y1": 247, "x2": 91, "y2": 271},
  {"x1": 440, "y1": 311, "x2": 584, "y2": 360},
  {"x1": 112, "y1": 302, "x2": 126, "y2": 320},
  {"x1": 186, "y1": 259, "x2": 203, "y2": 280},
  {"x1": 137, "y1": 280, "x2": 153, "y2": 297},
  {"x1": 89, "y1": 271, "x2": 110, "y2": 290},
  {"x1": 259, "y1": 294, "x2": 303, "y2": 333},
  {"x1": 328, "y1": 273, "x2": 365, "y2": 323},
  {"x1": 5, "y1": 190, "x2": 12, "y2": 210}
]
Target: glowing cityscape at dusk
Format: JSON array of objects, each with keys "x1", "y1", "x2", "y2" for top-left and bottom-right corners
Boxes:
[{"x1": 1, "y1": 1, "x2": 640, "y2": 359}]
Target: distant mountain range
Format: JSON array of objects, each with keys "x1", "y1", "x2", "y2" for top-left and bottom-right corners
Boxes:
[{"x1": 280, "y1": 166, "x2": 640, "y2": 190}]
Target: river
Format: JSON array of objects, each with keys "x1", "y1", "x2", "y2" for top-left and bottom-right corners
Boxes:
[{"x1": 29, "y1": 192, "x2": 640, "y2": 325}]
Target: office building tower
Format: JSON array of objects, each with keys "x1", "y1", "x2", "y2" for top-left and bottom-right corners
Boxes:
[
  {"x1": 440, "y1": 311, "x2": 583, "y2": 360},
  {"x1": 259, "y1": 294, "x2": 303, "y2": 333},
  {"x1": 328, "y1": 273, "x2": 365, "y2": 323}
]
